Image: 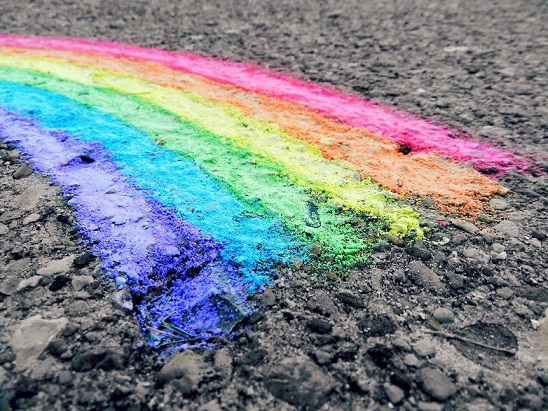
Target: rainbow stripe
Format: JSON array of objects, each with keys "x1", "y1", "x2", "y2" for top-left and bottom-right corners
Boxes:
[
  {"x1": 0, "y1": 36, "x2": 520, "y2": 345},
  {"x1": 0, "y1": 108, "x2": 249, "y2": 339}
]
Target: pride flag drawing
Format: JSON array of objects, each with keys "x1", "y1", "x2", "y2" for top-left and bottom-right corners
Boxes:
[{"x1": 0, "y1": 36, "x2": 521, "y2": 347}]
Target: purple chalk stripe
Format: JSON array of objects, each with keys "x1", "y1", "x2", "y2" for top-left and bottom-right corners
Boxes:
[{"x1": 0, "y1": 109, "x2": 250, "y2": 345}]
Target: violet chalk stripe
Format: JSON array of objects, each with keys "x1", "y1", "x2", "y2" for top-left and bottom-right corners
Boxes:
[{"x1": 0, "y1": 109, "x2": 250, "y2": 347}]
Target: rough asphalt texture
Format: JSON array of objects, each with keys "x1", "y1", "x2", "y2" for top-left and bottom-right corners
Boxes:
[{"x1": 0, "y1": 0, "x2": 547, "y2": 410}]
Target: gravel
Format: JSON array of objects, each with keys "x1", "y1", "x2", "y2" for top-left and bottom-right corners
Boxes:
[
  {"x1": 407, "y1": 261, "x2": 446, "y2": 293},
  {"x1": 418, "y1": 367, "x2": 458, "y2": 401},
  {"x1": 0, "y1": 0, "x2": 546, "y2": 410},
  {"x1": 11, "y1": 316, "x2": 68, "y2": 370},
  {"x1": 265, "y1": 356, "x2": 337, "y2": 410},
  {"x1": 432, "y1": 307, "x2": 455, "y2": 323}
]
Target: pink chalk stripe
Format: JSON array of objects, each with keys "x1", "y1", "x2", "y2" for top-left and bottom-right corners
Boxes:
[{"x1": 0, "y1": 35, "x2": 524, "y2": 173}]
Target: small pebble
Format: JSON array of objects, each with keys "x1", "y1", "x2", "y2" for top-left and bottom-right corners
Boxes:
[
  {"x1": 198, "y1": 400, "x2": 222, "y2": 411},
  {"x1": 418, "y1": 367, "x2": 458, "y2": 400},
  {"x1": 462, "y1": 247, "x2": 489, "y2": 263},
  {"x1": 489, "y1": 198, "x2": 511, "y2": 210},
  {"x1": 37, "y1": 256, "x2": 75, "y2": 276},
  {"x1": 384, "y1": 383, "x2": 405, "y2": 404},
  {"x1": 426, "y1": 319, "x2": 442, "y2": 331},
  {"x1": 57, "y1": 370, "x2": 74, "y2": 385},
  {"x1": 114, "y1": 277, "x2": 127, "y2": 287},
  {"x1": 407, "y1": 261, "x2": 445, "y2": 293},
  {"x1": 332, "y1": 326, "x2": 346, "y2": 340},
  {"x1": 17, "y1": 276, "x2": 43, "y2": 291},
  {"x1": 496, "y1": 287, "x2": 514, "y2": 300},
  {"x1": 530, "y1": 238, "x2": 541, "y2": 248},
  {"x1": 262, "y1": 289, "x2": 276, "y2": 307},
  {"x1": 312, "y1": 350, "x2": 332, "y2": 365},
  {"x1": 492, "y1": 243, "x2": 505, "y2": 253},
  {"x1": 451, "y1": 219, "x2": 479, "y2": 234},
  {"x1": 494, "y1": 220, "x2": 520, "y2": 238},
  {"x1": 413, "y1": 339, "x2": 437, "y2": 357},
  {"x1": 326, "y1": 272, "x2": 339, "y2": 282},
  {"x1": 494, "y1": 251, "x2": 507, "y2": 261},
  {"x1": 404, "y1": 353, "x2": 421, "y2": 367},
  {"x1": 71, "y1": 275, "x2": 94, "y2": 291},
  {"x1": 393, "y1": 338, "x2": 411, "y2": 351},
  {"x1": 12, "y1": 163, "x2": 33, "y2": 179},
  {"x1": 22, "y1": 213, "x2": 41, "y2": 225},
  {"x1": 481, "y1": 232, "x2": 497, "y2": 244},
  {"x1": 516, "y1": 188, "x2": 539, "y2": 197},
  {"x1": 417, "y1": 402, "x2": 443, "y2": 411},
  {"x1": 432, "y1": 307, "x2": 455, "y2": 323},
  {"x1": 451, "y1": 233, "x2": 468, "y2": 245},
  {"x1": 477, "y1": 214, "x2": 493, "y2": 223}
]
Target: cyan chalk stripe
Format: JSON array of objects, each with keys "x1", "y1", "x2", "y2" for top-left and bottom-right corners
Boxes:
[
  {"x1": 0, "y1": 66, "x2": 374, "y2": 264},
  {"x1": 0, "y1": 81, "x2": 300, "y2": 284},
  {"x1": 0, "y1": 108, "x2": 250, "y2": 341}
]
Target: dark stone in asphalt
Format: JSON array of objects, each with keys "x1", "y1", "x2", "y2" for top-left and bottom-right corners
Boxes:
[
  {"x1": 367, "y1": 345, "x2": 393, "y2": 369},
  {"x1": 72, "y1": 348, "x2": 125, "y2": 372},
  {"x1": 335, "y1": 291, "x2": 365, "y2": 308},
  {"x1": 282, "y1": 311, "x2": 295, "y2": 321},
  {"x1": 237, "y1": 349, "x2": 268, "y2": 366},
  {"x1": 73, "y1": 252, "x2": 94, "y2": 268},
  {"x1": 265, "y1": 356, "x2": 337, "y2": 410},
  {"x1": 407, "y1": 261, "x2": 445, "y2": 293},
  {"x1": 407, "y1": 241, "x2": 432, "y2": 261},
  {"x1": 358, "y1": 314, "x2": 397, "y2": 337},
  {"x1": 47, "y1": 338, "x2": 68, "y2": 356},
  {"x1": 390, "y1": 369, "x2": 413, "y2": 392},
  {"x1": 13, "y1": 377, "x2": 39, "y2": 399},
  {"x1": 12, "y1": 164, "x2": 33, "y2": 179},
  {"x1": 49, "y1": 275, "x2": 71, "y2": 291},
  {"x1": 314, "y1": 335, "x2": 337, "y2": 346},
  {"x1": 56, "y1": 214, "x2": 70, "y2": 224},
  {"x1": 307, "y1": 318, "x2": 333, "y2": 334},
  {"x1": 515, "y1": 286, "x2": 548, "y2": 302}
]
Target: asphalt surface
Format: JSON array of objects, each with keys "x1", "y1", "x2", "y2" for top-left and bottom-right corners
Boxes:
[{"x1": 0, "y1": 1, "x2": 547, "y2": 410}]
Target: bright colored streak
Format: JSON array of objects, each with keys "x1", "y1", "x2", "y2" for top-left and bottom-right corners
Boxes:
[
  {"x1": 0, "y1": 35, "x2": 523, "y2": 173},
  {"x1": 0, "y1": 108, "x2": 249, "y2": 340},
  {"x1": 0, "y1": 80, "x2": 302, "y2": 282},
  {"x1": 0, "y1": 46, "x2": 506, "y2": 215},
  {"x1": 0, "y1": 54, "x2": 422, "y2": 237},
  {"x1": 0, "y1": 71, "x2": 379, "y2": 265}
]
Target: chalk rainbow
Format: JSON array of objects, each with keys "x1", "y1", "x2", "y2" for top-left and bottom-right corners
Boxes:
[{"x1": 0, "y1": 36, "x2": 521, "y2": 346}]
